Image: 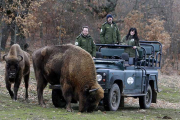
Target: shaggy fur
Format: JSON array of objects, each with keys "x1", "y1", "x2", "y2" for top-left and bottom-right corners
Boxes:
[
  {"x1": 3, "y1": 44, "x2": 30, "y2": 100},
  {"x1": 32, "y1": 44, "x2": 104, "y2": 112}
]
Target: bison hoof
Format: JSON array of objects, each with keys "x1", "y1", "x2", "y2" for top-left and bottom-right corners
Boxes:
[
  {"x1": 42, "y1": 104, "x2": 46, "y2": 108},
  {"x1": 39, "y1": 101, "x2": 46, "y2": 107},
  {"x1": 25, "y1": 99, "x2": 30, "y2": 103},
  {"x1": 66, "y1": 108, "x2": 73, "y2": 112}
]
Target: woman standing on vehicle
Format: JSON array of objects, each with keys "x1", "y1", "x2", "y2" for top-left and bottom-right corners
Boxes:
[{"x1": 121, "y1": 28, "x2": 140, "y2": 57}]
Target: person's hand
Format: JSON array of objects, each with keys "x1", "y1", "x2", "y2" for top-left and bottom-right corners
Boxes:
[
  {"x1": 121, "y1": 43, "x2": 127, "y2": 45},
  {"x1": 133, "y1": 46, "x2": 137, "y2": 49}
]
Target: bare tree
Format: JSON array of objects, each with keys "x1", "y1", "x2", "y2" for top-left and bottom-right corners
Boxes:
[{"x1": 0, "y1": 0, "x2": 32, "y2": 50}]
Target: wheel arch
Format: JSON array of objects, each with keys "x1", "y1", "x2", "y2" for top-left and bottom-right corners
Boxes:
[
  {"x1": 114, "y1": 80, "x2": 123, "y2": 94},
  {"x1": 114, "y1": 79, "x2": 125, "y2": 107},
  {"x1": 149, "y1": 80, "x2": 157, "y2": 103},
  {"x1": 109, "y1": 75, "x2": 123, "y2": 93}
]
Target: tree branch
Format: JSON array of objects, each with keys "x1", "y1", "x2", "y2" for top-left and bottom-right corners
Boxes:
[{"x1": 87, "y1": 0, "x2": 118, "y2": 18}]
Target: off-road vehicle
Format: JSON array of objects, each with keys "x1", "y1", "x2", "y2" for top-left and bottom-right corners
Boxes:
[{"x1": 50, "y1": 41, "x2": 162, "y2": 111}]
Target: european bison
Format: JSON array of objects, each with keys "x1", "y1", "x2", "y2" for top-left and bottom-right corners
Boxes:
[
  {"x1": 32, "y1": 44, "x2": 104, "y2": 112},
  {"x1": 3, "y1": 44, "x2": 30, "y2": 100}
]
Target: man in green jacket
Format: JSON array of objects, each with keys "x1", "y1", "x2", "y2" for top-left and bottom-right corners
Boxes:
[
  {"x1": 100, "y1": 14, "x2": 121, "y2": 44},
  {"x1": 75, "y1": 26, "x2": 96, "y2": 58}
]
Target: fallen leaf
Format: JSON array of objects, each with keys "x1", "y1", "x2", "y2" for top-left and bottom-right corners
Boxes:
[
  {"x1": 77, "y1": 112, "x2": 81, "y2": 115},
  {"x1": 162, "y1": 116, "x2": 172, "y2": 119}
]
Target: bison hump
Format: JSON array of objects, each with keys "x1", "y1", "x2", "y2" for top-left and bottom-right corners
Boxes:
[{"x1": 41, "y1": 47, "x2": 48, "y2": 56}]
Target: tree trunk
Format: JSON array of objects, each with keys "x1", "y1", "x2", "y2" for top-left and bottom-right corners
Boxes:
[{"x1": 58, "y1": 25, "x2": 61, "y2": 45}]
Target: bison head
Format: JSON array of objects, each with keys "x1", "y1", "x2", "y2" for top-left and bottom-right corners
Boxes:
[
  {"x1": 81, "y1": 84, "x2": 104, "y2": 112},
  {"x1": 3, "y1": 55, "x2": 23, "y2": 79}
]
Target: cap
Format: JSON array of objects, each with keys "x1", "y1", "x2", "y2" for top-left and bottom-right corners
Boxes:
[{"x1": 106, "y1": 14, "x2": 113, "y2": 20}]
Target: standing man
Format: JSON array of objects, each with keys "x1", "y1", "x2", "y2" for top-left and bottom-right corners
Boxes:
[
  {"x1": 100, "y1": 14, "x2": 121, "y2": 44},
  {"x1": 75, "y1": 26, "x2": 96, "y2": 58}
]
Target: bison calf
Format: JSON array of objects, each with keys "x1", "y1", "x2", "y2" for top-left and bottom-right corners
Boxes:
[
  {"x1": 3, "y1": 44, "x2": 30, "y2": 100},
  {"x1": 32, "y1": 44, "x2": 104, "y2": 112}
]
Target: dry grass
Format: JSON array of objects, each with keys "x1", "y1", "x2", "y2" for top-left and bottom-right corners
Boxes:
[
  {"x1": 0, "y1": 62, "x2": 179, "y2": 110},
  {"x1": 0, "y1": 61, "x2": 52, "y2": 106},
  {"x1": 158, "y1": 71, "x2": 180, "y2": 88}
]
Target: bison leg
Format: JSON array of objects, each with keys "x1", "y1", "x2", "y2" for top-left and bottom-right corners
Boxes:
[
  {"x1": 13, "y1": 71, "x2": 24, "y2": 101},
  {"x1": 5, "y1": 79, "x2": 14, "y2": 99},
  {"x1": 78, "y1": 95, "x2": 86, "y2": 112},
  {"x1": 13, "y1": 81, "x2": 21, "y2": 100},
  {"x1": 62, "y1": 83, "x2": 73, "y2": 112},
  {"x1": 24, "y1": 73, "x2": 29, "y2": 100},
  {"x1": 37, "y1": 81, "x2": 47, "y2": 107},
  {"x1": 35, "y1": 71, "x2": 47, "y2": 107}
]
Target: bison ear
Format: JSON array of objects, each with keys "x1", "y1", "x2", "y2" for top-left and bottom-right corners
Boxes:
[
  {"x1": 3, "y1": 54, "x2": 7, "y2": 61},
  {"x1": 18, "y1": 55, "x2": 23, "y2": 62},
  {"x1": 89, "y1": 88, "x2": 99, "y2": 93}
]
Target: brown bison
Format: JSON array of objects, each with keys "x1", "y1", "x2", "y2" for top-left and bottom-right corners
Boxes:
[
  {"x1": 32, "y1": 44, "x2": 104, "y2": 112},
  {"x1": 3, "y1": 44, "x2": 30, "y2": 100}
]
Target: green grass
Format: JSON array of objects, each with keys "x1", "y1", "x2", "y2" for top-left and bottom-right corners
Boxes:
[
  {"x1": 158, "y1": 86, "x2": 180, "y2": 103},
  {"x1": 30, "y1": 72, "x2": 36, "y2": 80},
  {"x1": 0, "y1": 93, "x2": 179, "y2": 120},
  {"x1": 0, "y1": 65, "x2": 179, "y2": 120}
]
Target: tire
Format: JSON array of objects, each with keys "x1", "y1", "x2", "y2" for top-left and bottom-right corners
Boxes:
[
  {"x1": 52, "y1": 89, "x2": 66, "y2": 108},
  {"x1": 103, "y1": 84, "x2": 121, "y2": 111},
  {"x1": 139, "y1": 85, "x2": 152, "y2": 109}
]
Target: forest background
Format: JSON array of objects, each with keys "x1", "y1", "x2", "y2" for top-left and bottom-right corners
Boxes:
[{"x1": 0, "y1": 0, "x2": 179, "y2": 74}]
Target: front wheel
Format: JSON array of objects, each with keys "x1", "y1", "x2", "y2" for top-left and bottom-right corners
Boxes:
[
  {"x1": 52, "y1": 89, "x2": 66, "y2": 108},
  {"x1": 139, "y1": 85, "x2": 152, "y2": 109},
  {"x1": 104, "y1": 84, "x2": 121, "y2": 111}
]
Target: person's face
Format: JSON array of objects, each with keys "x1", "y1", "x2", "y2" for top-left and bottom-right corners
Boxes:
[
  {"x1": 82, "y1": 28, "x2": 89, "y2": 36},
  {"x1": 107, "y1": 17, "x2": 113, "y2": 23},
  {"x1": 130, "y1": 30, "x2": 135, "y2": 36}
]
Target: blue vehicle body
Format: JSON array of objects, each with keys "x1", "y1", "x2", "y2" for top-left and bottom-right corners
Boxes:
[{"x1": 94, "y1": 41, "x2": 162, "y2": 111}]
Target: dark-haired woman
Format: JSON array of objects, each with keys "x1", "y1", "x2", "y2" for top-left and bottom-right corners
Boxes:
[{"x1": 121, "y1": 28, "x2": 140, "y2": 57}]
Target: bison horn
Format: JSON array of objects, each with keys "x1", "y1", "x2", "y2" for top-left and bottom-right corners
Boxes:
[
  {"x1": 89, "y1": 88, "x2": 99, "y2": 93},
  {"x1": 18, "y1": 55, "x2": 23, "y2": 62},
  {"x1": 3, "y1": 54, "x2": 7, "y2": 61}
]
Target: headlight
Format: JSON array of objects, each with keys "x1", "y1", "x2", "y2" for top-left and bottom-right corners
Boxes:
[{"x1": 96, "y1": 74, "x2": 102, "y2": 81}]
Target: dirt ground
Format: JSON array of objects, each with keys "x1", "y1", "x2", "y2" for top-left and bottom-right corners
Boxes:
[
  {"x1": 0, "y1": 61, "x2": 179, "y2": 109},
  {"x1": 0, "y1": 61, "x2": 179, "y2": 120}
]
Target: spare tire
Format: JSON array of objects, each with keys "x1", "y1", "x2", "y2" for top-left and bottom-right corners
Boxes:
[{"x1": 52, "y1": 89, "x2": 66, "y2": 108}]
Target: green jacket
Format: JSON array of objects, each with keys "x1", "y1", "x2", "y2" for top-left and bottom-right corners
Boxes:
[
  {"x1": 121, "y1": 35, "x2": 140, "y2": 57},
  {"x1": 75, "y1": 34, "x2": 96, "y2": 57},
  {"x1": 100, "y1": 22, "x2": 120, "y2": 44}
]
